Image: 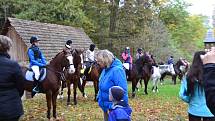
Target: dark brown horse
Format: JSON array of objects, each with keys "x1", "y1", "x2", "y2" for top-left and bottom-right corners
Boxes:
[
  {"x1": 22, "y1": 50, "x2": 72, "y2": 119},
  {"x1": 127, "y1": 55, "x2": 154, "y2": 97},
  {"x1": 63, "y1": 49, "x2": 83, "y2": 105},
  {"x1": 81, "y1": 62, "x2": 101, "y2": 101},
  {"x1": 160, "y1": 59, "x2": 189, "y2": 84}
]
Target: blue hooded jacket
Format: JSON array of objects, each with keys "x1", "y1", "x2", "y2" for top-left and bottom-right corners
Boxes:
[
  {"x1": 108, "y1": 103, "x2": 132, "y2": 121},
  {"x1": 28, "y1": 45, "x2": 46, "y2": 67},
  {"x1": 97, "y1": 58, "x2": 128, "y2": 112}
]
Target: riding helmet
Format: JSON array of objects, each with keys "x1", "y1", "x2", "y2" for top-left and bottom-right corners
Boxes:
[
  {"x1": 30, "y1": 36, "x2": 40, "y2": 44},
  {"x1": 65, "y1": 40, "x2": 72, "y2": 49}
]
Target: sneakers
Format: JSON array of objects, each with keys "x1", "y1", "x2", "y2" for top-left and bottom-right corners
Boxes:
[{"x1": 82, "y1": 75, "x2": 86, "y2": 80}]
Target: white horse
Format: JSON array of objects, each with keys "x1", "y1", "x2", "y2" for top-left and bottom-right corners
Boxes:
[{"x1": 151, "y1": 64, "x2": 175, "y2": 92}]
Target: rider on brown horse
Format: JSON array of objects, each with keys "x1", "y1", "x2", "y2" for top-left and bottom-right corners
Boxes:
[
  {"x1": 82, "y1": 44, "x2": 96, "y2": 80},
  {"x1": 27, "y1": 36, "x2": 46, "y2": 95}
]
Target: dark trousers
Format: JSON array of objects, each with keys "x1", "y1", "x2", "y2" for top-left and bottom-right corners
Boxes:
[
  {"x1": 189, "y1": 113, "x2": 215, "y2": 121},
  {"x1": 0, "y1": 116, "x2": 20, "y2": 121}
]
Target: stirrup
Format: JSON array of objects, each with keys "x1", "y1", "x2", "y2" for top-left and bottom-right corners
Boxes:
[
  {"x1": 32, "y1": 85, "x2": 39, "y2": 93},
  {"x1": 82, "y1": 75, "x2": 86, "y2": 80}
]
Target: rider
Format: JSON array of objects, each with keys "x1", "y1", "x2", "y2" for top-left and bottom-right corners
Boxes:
[
  {"x1": 136, "y1": 48, "x2": 143, "y2": 60},
  {"x1": 82, "y1": 44, "x2": 96, "y2": 80},
  {"x1": 28, "y1": 36, "x2": 47, "y2": 93},
  {"x1": 64, "y1": 40, "x2": 73, "y2": 50},
  {"x1": 121, "y1": 47, "x2": 133, "y2": 77},
  {"x1": 167, "y1": 55, "x2": 174, "y2": 65}
]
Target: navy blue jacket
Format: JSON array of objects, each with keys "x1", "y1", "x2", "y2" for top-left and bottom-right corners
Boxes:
[
  {"x1": 108, "y1": 101, "x2": 132, "y2": 121},
  {"x1": 203, "y1": 63, "x2": 215, "y2": 115},
  {"x1": 0, "y1": 52, "x2": 24, "y2": 120}
]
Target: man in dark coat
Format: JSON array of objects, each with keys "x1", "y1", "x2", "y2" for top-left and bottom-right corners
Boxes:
[
  {"x1": 201, "y1": 47, "x2": 215, "y2": 115},
  {"x1": 0, "y1": 35, "x2": 24, "y2": 121}
]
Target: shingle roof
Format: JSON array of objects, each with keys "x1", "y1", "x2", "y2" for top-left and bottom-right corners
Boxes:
[
  {"x1": 3, "y1": 17, "x2": 94, "y2": 60},
  {"x1": 204, "y1": 29, "x2": 215, "y2": 43}
]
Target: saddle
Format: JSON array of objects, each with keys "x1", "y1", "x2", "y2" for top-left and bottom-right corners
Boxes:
[{"x1": 25, "y1": 68, "x2": 47, "y2": 82}]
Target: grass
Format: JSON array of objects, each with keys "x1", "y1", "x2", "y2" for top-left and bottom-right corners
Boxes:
[{"x1": 20, "y1": 79, "x2": 188, "y2": 121}]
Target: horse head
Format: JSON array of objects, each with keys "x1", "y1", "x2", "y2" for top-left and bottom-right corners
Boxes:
[
  {"x1": 49, "y1": 49, "x2": 73, "y2": 72},
  {"x1": 71, "y1": 49, "x2": 83, "y2": 73}
]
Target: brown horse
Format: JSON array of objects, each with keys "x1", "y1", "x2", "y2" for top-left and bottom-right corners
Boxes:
[
  {"x1": 81, "y1": 62, "x2": 101, "y2": 101},
  {"x1": 127, "y1": 54, "x2": 154, "y2": 97},
  {"x1": 22, "y1": 50, "x2": 72, "y2": 119},
  {"x1": 63, "y1": 49, "x2": 83, "y2": 105}
]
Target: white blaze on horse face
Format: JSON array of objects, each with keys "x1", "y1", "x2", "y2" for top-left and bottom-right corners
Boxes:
[{"x1": 67, "y1": 55, "x2": 75, "y2": 74}]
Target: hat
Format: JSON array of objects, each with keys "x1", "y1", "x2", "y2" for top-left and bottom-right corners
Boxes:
[
  {"x1": 126, "y1": 47, "x2": 130, "y2": 50},
  {"x1": 30, "y1": 36, "x2": 40, "y2": 44},
  {"x1": 65, "y1": 40, "x2": 72, "y2": 49},
  {"x1": 109, "y1": 86, "x2": 125, "y2": 101}
]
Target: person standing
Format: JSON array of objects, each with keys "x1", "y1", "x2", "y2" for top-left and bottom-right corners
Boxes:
[
  {"x1": 0, "y1": 35, "x2": 24, "y2": 121},
  {"x1": 201, "y1": 47, "x2": 215, "y2": 115},
  {"x1": 96, "y1": 50, "x2": 129, "y2": 121},
  {"x1": 179, "y1": 51, "x2": 214, "y2": 121}
]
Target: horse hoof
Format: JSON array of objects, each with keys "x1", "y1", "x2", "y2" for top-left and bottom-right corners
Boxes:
[
  {"x1": 161, "y1": 83, "x2": 163, "y2": 85},
  {"x1": 152, "y1": 90, "x2": 155, "y2": 93}
]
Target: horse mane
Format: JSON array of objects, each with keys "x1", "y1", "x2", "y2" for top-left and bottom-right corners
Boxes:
[{"x1": 50, "y1": 51, "x2": 63, "y2": 64}]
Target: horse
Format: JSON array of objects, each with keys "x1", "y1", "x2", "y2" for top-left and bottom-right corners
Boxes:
[
  {"x1": 160, "y1": 59, "x2": 189, "y2": 85},
  {"x1": 126, "y1": 54, "x2": 154, "y2": 97},
  {"x1": 22, "y1": 49, "x2": 73, "y2": 119},
  {"x1": 81, "y1": 61, "x2": 101, "y2": 101},
  {"x1": 62, "y1": 49, "x2": 84, "y2": 105},
  {"x1": 151, "y1": 64, "x2": 175, "y2": 92}
]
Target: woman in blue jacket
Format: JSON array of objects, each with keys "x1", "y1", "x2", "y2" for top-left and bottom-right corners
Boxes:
[
  {"x1": 96, "y1": 49, "x2": 129, "y2": 121},
  {"x1": 179, "y1": 51, "x2": 214, "y2": 121}
]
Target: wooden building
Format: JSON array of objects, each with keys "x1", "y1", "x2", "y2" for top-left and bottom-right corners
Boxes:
[{"x1": 1, "y1": 17, "x2": 94, "y2": 63}]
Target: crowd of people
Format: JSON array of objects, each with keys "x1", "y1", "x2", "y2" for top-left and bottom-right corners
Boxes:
[{"x1": 1, "y1": 35, "x2": 215, "y2": 121}]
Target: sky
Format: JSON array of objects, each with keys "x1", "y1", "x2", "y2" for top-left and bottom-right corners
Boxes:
[{"x1": 187, "y1": 0, "x2": 215, "y2": 17}]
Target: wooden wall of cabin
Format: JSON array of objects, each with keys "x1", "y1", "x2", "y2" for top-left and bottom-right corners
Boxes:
[{"x1": 7, "y1": 26, "x2": 28, "y2": 63}]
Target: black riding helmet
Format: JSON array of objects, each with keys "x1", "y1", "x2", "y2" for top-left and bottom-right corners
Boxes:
[
  {"x1": 30, "y1": 36, "x2": 40, "y2": 44},
  {"x1": 65, "y1": 40, "x2": 72, "y2": 49},
  {"x1": 89, "y1": 44, "x2": 96, "y2": 51},
  {"x1": 137, "y1": 48, "x2": 143, "y2": 52}
]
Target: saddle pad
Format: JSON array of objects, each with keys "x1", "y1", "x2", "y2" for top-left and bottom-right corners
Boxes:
[
  {"x1": 123, "y1": 63, "x2": 129, "y2": 70},
  {"x1": 25, "y1": 68, "x2": 46, "y2": 82}
]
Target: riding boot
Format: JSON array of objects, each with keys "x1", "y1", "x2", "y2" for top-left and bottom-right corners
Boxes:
[{"x1": 82, "y1": 67, "x2": 90, "y2": 80}]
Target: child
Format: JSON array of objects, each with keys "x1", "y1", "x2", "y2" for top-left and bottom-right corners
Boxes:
[{"x1": 108, "y1": 86, "x2": 132, "y2": 121}]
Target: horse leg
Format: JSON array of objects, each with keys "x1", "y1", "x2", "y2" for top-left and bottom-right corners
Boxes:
[
  {"x1": 160, "y1": 73, "x2": 166, "y2": 85},
  {"x1": 58, "y1": 81, "x2": 64, "y2": 99},
  {"x1": 152, "y1": 78, "x2": 155, "y2": 92},
  {"x1": 67, "y1": 83, "x2": 71, "y2": 106},
  {"x1": 46, "y1": 91, "x2": 52, "y2": 119},
  {"x1": 73, "y1": 82, "x2": 78, "y2": 105},
  {"x1": 81, "y1": 80, "x2": 87, "y2": 98},
  {"x1": 52, "y1": 91, "x2": 58, "y2": 118},
  {"x1": 93, "y1": 79, "x2": 98, "y2": 101},
  {"x1": 144, "y1": 77, "x2": 149, "y2": 95},
  {"x1": 132, "y1": 78, "x2": 138, "y2": 98},
  {"x1": 172, "y1": 75, "x2": 176, "y2": 85}
]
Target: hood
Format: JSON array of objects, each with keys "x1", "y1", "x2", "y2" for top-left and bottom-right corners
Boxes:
[{"x1": 109, "y1": 58, "x2": 123, "y2": 69}]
